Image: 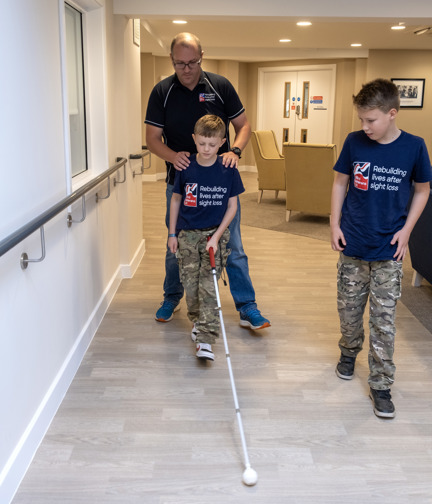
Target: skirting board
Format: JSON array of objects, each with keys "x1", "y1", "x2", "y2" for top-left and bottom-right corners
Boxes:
[
  {"x1": 0, "y1": 240, "x2": 146, "y2": 504},
  {"x1": 121, "y1": 239, "x2": 145, "y2": 278},
  {"x1": 142, "y1": 172, "x2": 166, "y2": 182},
  {"x1": 240, "y1": 164, "x2": 258, "y2": 173}
]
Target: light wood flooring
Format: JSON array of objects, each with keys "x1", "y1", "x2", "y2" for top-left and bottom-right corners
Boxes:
[{"x1": 13, "y1": 173, "x2": 432, "y2": 503}]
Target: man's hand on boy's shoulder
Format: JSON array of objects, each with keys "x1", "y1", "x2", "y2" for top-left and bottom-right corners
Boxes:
[
  {"x1": 221, "y1": 151, "x2": 239, "y2": 169},
  {"x1": 173, "y1": 151, "x2": 191, "y2": 171}
]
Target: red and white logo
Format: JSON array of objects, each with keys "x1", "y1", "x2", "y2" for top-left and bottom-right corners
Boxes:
[
  {"x1": 199, "y1": 92, "x2": 216, "y2": 102},
  {"x1": 353, "y1": 162, "x2": 370, "y2": 191},
  {"x1": 184, "y1": 183, "x2": 198, "y2": 207}
]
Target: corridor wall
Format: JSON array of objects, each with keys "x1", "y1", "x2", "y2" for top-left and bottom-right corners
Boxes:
[{"x1": 0, "y1": 1, "x2": 144, "y2": 501}]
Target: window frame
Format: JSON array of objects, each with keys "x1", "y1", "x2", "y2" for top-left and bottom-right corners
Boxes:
[
  {"x1": 59, "y1": 0, "x2": 108, "y2": 193},
  {"x1": 65, "y1": 2, "x2": 88, "y2": 178}
]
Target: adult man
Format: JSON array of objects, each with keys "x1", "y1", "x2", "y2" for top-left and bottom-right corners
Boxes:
[{"x1": 145, "y1": 32, "x2": 270, "y2": 330}]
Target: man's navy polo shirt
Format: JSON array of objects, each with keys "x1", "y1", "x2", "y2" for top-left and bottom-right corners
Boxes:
[{"x1": 145, "y1": 71, "x2": 245, "y2": 184}]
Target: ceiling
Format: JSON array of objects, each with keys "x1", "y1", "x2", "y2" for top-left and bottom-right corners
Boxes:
[{"x1": 137, "y1": 17, "x2": 432, "y2": 62}]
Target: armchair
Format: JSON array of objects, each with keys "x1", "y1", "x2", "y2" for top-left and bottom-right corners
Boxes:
[
  {"x1": 282, "y1": 142, "x2": 337, "y2": 221},
  {"x1": 251, "y1": 130, "x2": 285, "y2": 203}
]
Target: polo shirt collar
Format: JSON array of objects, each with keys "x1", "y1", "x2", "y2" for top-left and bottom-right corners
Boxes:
[{"x1": 172, "y1": 71, "x2": 207, "y2": 91}]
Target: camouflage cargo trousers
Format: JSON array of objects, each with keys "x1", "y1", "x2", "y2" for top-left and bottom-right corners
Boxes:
[
  {"x1": 337, "y1": 253, "x2": 403, "y2": 390},
  {"x1": 177, "y1": 227, "x2": 230, "y2": 344}
]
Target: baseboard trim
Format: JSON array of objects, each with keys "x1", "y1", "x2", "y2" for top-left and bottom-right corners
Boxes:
[
  {"x1": 1, "y1": 242, "x2": 144, "y2": 504},
  {"x1": 121, "y1": 239, "x2": 145, "y2": 278},
  {"x1": 142, "y1": 172, "x2": 166, "y2": 182},
  {"x1": 239, "y1": 164, "x2": 257, "y2": 173}
]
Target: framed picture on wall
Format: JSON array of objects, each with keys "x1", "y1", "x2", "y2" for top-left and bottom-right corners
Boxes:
[{"x1": 391, "y1": 78, "x2": 425, "y2": 108}]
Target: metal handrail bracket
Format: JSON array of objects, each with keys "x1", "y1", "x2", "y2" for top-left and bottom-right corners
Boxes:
[
  {"x1": 67, "y1": 195, "x2": 87, "y2": 227},
  {"x1": 21, "y1": 226, "x2": 46, "y2": 270},
  {"x1": 130, "y1": 149, "x2": 151, "y2": 178},
  {"x1": 113, "y1": 158, "x2": 127, "y2": 186},
  {"x1": 95, "y1": 176, "x2": 111, "y2": 202}
]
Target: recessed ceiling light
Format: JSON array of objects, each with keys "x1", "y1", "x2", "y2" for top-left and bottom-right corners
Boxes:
[
  {"x1": 173, "y1": 20, "x2": 187, "y2": 24},
  {"x1": 297, "y1": 21, "x2": 312, "y2": 27},
  {"x1": 391, "y1": 25, "x2": 406, "y2": 30},
  {"x1": 351, "y1": 43, "x2": 362, "y2": 47},
  {"x1": 279, "y1": 39, "x2": 292, "y2": 43}
]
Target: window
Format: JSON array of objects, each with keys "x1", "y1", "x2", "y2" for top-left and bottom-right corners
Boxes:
[
  {"x1": 283, "y1": 82, "x2": 291, "y2": 118},
  {"x1": 65, "y1": 3, "x2": 87, "y2": 176},
  {"x1": 302, "y1": 81, "x2": 310, "y2": 119}
]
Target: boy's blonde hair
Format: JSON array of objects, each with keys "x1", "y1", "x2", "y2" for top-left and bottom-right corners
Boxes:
[
  {"x1": 353, "y1": 78, "x2": 400, "y2": 113},
  {"x1": 194, "y1": 114, "x2": 226, "y2": 139}
]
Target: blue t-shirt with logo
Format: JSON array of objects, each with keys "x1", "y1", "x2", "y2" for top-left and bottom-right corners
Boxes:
[
  {"x1": 334, "y1": 130, "x2": 432, "y2": 261},
  {"x1": 173, "y1": 154, "x2": 245, "y2": 231}
]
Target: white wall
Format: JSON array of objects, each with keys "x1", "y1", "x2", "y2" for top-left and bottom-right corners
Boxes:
[{"x1": 0, "y1": 1, "x2": 143, "y2": 502}]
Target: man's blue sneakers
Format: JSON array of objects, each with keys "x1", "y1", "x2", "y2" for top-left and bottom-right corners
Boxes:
[
  {"x1": 239, "y1": 309, "x2": 271, "y2": 330},
  {"x1": 155, "y1": 301, "x2": 180, "y2": 322}
]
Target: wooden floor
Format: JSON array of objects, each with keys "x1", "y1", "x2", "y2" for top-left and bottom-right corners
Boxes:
[{"x1": 13, "y1": 173, "x2": 432, "y2": 503}]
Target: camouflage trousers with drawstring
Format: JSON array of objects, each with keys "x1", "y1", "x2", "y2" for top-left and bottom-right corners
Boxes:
[
  {"x1": 336, "y1": 254, "x2": 403, "y2": 390},
  {"x1": 177, "y1": 227, "x2": 230, "y2": 345}
]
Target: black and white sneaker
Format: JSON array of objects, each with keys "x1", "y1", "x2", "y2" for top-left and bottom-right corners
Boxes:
[
  {"x1": 335, "y1": 354, "x2": 356, "y2": 380},
  {"x1": 196, "y1": 343, "x2": 214, "y2": 361},
  {"x1": 369, "y1": 388, "x2": 395, "y2": 419},
  {"x1": 191, "y1": 324, "x2": 198, "y2": 342}
]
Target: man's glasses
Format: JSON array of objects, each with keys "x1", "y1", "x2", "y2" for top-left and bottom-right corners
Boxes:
[{"x1": 172, "y1": 58, "x2": 202, "y2": 70}]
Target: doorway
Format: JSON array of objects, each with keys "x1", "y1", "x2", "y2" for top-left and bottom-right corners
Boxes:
[{"x1": 257, "y1": 65, "x2": 336, "y2": 151}]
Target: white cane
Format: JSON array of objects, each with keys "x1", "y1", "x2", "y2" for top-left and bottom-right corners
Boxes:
[{"x1": 208, "y1": 246, "x2": 258, "y2": 486}]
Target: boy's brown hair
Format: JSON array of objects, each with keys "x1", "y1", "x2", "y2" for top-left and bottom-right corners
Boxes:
[
  {"x1": 353, "y1": 78, "x2": 400, "y2": 112},
  {"x1": 194, "y1": 114, "x2": 226, "y2": 139}
]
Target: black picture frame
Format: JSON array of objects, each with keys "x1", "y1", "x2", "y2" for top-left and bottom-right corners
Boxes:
[{"x1": 391, "y1": 78, "x2": 425, "y2": 108}]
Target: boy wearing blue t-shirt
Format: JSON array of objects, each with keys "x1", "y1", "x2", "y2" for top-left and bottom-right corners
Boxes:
[
  {"x1": 168, "y1": 115, "x2": 245, "y2": 361},
  {"x1": 331, "y1": 78, "x2": 432, "y2": 418}
]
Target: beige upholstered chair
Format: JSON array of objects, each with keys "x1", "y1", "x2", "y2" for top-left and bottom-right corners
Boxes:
[
  {"x1": 282, "y1": 142, "x2": 337, "y2": 221},
  {"x1": 251, "y1": 130, "x2": 286, "y2": 203}
]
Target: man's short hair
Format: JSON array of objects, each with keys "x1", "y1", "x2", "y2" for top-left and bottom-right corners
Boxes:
[
  {"x1": 353, "y1": 78, "x2": 400, "y2": 112},
  {"x1": 194, "y1": 115, "x2": 226, "y2": 138},
  {"x1": 170, "y1": 32, "x2": 202, "y2": 55}
]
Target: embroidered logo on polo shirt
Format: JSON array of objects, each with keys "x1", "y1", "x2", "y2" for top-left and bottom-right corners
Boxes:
[
  {"x1": 199, "y1": 93, "x2": 216, "y2": 102},
  {"x1": 353, "y1": 162, "x2": 370, "y2": 191},
  {"x1": 184, "y1": 183, "x2": 198, "y2": 207}
]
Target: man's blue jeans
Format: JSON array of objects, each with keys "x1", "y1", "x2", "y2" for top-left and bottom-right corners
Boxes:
[{"x1": 164, "y1": 184, "x2": 257, "y2": 314}]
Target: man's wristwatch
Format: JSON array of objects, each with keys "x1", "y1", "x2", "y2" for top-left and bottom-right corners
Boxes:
[{"x1": 230, "y1": 147, "x2": 242, "y2": 159}]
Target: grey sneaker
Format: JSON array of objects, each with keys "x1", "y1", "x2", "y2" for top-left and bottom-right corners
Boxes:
[
  {"x1": 196, "y1": 343, "x2": 214, "y2": 361},
  {"x1": 369, "y1": 388, "x2": 395, "y2": 419},
  {"x1": 335, "y1": 354, "x2": 356, "y2": 380}
]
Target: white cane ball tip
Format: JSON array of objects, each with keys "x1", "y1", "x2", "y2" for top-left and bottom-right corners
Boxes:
[{"x1": 242, "y1": 467, "x2": 258, "y2": 486}]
